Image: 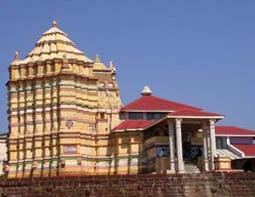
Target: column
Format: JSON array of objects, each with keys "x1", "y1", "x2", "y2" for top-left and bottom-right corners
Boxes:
[
  {"x1": 209, "y1": 119, "x2": 216, "y2": 170},
  {"x1": 168, "y1": 120, "x2": 175, "y2": 173},
  {"x1": 206, "y1": 126, "x2": 212, "y2": 170},
  {"x1": 202, "y1": 122, "x2": 209, "y2": 171},
  {"x1": 175, "y1": 118, "x2": 184, "y2": 173}
]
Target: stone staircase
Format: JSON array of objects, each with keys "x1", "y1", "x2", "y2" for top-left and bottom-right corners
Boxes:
[
  {"x1": 216, "y1": 149, "x2": 240, "y2": 159},
  {"x1": 184, "y1": 162, "x2": 201, "y2": 173}
]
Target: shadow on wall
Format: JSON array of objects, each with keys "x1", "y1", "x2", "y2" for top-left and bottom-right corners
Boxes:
[{"x1": 232, "y1": 158, "x2": 255, "y2": 172}]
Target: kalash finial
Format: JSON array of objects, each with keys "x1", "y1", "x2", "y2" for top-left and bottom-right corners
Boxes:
[
  {"x1": 14, "y1": 51, "x2": 20, "y2": 60},
  {"x1": 52, "y1": 20, "x2": 57, "y2": 27},
  {"x1": 141, "y1": 86, "x2": 152, "y2": 96},
  {"x1": 95, "y1": 54, "x2": 101, "y2": 63}
]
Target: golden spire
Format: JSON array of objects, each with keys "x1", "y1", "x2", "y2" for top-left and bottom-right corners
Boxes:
[
  {"x1": 95, "y1": 54, "x2": 101, "y2": 63},
  {"x1": 52, "y1": 20, "x2": 57, "y2": 27},
  {"x1": 21, "y1": 20, "x2": 93, "y2": 63},
  {"x1": 9, "y1": 20, "x2": 93, "y2": 65}
]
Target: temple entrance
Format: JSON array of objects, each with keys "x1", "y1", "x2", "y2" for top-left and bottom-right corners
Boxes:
[
  {"x1": 143, "y1": 120, "x2": 211, "y2": 173},
  {"x1": 181, "y1": 123, "x2": 203, "y2": 172}
]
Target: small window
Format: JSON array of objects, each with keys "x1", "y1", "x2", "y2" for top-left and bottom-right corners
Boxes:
[
  {"x1": 100, "y1": 112, "x2": 105, "y2": 120},
  {"x1": 216, "y1": 137, "x2": 227, "y2": 149},
  {"x1": 154, "y1": 113, "x2": 161, "y2": 119},
  {"x1": 253, "y1": 137, "x2": 255, "y2": 145},
  {"x1": 120, "y1": 113, "x2": 126, "y2": 120},
  {"x1": 64, "y1": 145, "x2": 77, "y2": 154},
  {"x1": 146, "y1": 112, "x2": 166, "y2": 120},
  {"x1": 128, "y1": 112, "x2": 143, "y2": 120},
  {"x1": 156, "y1": 147, "x2": 169, "y2": 157},
  {"x1": 147, "y1": 113, "x2": 154, "y2": 120}
]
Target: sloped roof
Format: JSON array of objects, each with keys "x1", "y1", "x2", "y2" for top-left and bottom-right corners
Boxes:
[
  {"x1": 216, "y1": 126, "x2": 255, "y2": 136},
  {"x1": 112, "y1": 120, "x2": 157, "y2": 132},
  {"x1": 232, "y1": 144, "x2": 255, "y2": 157},
  {"x1": 12, "y1": 21, "x2": 93, "y2": 65},
  {"x1": 122, "y1": 95, "x2": 202, "y2": 112},
  {"x1": 168, "y1": 109, "x2": 223, "y2": 118}
]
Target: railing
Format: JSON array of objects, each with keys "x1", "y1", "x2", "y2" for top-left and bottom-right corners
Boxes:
[{"x1": 227, "y1": 143, "x2": 244, "y2": 158}]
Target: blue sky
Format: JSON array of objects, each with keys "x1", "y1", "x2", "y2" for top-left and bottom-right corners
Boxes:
[{"x1": 0, "y1": 0, "x2": 255, "y2": 132}]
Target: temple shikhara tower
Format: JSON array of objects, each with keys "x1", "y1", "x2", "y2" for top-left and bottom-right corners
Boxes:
[
  {"x1": 7, "y1": 21, "x2": 122, "y2": 178},
  {"x1": 6, "y1": 21, "x2": 255, "y2": 178}
]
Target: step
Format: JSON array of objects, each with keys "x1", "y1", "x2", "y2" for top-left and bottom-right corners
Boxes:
[{"x1": 184, "y1": 163, "x2": 200, "y2": 173}]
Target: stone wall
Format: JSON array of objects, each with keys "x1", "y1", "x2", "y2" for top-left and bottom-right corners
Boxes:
[{"x1": 0, "y1": 172, "x2": 255, "y2": 197}]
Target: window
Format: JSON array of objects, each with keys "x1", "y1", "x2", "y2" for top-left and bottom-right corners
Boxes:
[
  {"x1": 147, "y1": 113, "x2": 154, "y2": 120},
  {"x1": 128, "y1": 112, "x2": 143, "y2": 120},
  {"x1": 120, "y1": 113, "x2": 126, "y2": 120},
  {"x1": 146, "y1": 112, "x2": 166, "y2": 120},
  {"x1": 156, "y1": 146, "x2": 169, "y2": 157},
  {"x1": 64, "y1": 145, "x2": 77, "y2": 154},
  {"x1": 216, "y1": 137, "x2": 227, "y2": 149},
  {"x1": 100, "y1": 112, "x2": 105, "y2": 120}
]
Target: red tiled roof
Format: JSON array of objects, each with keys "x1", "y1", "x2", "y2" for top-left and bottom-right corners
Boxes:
[
  {"x1": 168, "y1": 109, "x2": 223, "y2": 117},
  {"x1": 122, "y1": 95, "x2": 202, "y2": 112},
  {"x1": 216, "y1": 126, "x2": 255, "y2": 136},
  {"x1": 232, "y1": 144, "x2": 255, "y2": 157},
  {"x1": 112, "y1": 120, "x2": 157, "y2": 132}
]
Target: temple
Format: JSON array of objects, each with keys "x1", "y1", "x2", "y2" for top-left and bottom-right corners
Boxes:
[{"x1": 6, "y1": 21, "x2": 255, "y2": 178}]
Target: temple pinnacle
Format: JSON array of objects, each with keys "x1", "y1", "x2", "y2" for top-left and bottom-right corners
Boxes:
[
  {"x1": 109, "y1": 60, "x2": 116, "y2": 72},
  {"x1": 14, "y1": 51, "x2": 20, "y2": 60},
  {"x1": 95, "y1": 54, "x2": 101, "y2": 63},
  {"x1": 109, "y1": 60, "x2": 114, "y2": 68},
  {"x1": 51, "y1": 20, "x2": 57, "y2": 27},
  {"x1": 141, "y1": 86, "x2": 152, "y2": 96}
]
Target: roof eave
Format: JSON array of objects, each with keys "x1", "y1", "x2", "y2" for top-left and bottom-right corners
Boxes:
[
  {"x1": 121, "y1": 109, "x2": 174, "y2": 113},
  {"x1": 216, "y1": 134, "x2": 255, "y2": 137},
  {"x1": 167, "y1": 115, "x2": 224, "y2": 120}
]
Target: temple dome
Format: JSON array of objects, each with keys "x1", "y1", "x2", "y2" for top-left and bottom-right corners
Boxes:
[{"x1": 17, "y1": 20, "x2": 93, "y2": 64}]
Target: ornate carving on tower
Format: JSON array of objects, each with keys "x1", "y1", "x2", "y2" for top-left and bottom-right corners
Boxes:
[
  {"x1": 61, "y1": 54, "x2": 71, "y2": 72},
  {"x1": 93, "y1": 54, "x2": 106, "y2": 70}
]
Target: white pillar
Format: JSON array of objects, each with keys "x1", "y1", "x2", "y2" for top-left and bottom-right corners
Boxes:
[
  {"x1": 202, "y1": 122, "x2": 209, "y2": 171},
  {"x1": 175, "y1": 118, "x2": 184, "y2": 173},
  {"x1": 209, "y1": 119, "x2": 216, "y2": 170},
  {"x1": 206, "y1": 127, "x2": 212, "y2": 170},
  {"x1": 168, "y1": 120, "x2": 175, "y2": 173},
  {"x1": 203, "y1": 130, "x2": 209, "y2": 172}
]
